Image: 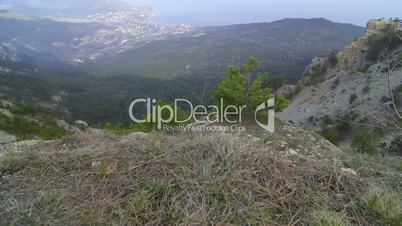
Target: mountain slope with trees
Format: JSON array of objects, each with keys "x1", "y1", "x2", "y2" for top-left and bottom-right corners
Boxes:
[{"x1": 87, "y1": 18, "x2": 364, "y2": 82}]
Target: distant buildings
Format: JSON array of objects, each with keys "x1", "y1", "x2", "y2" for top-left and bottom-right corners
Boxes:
[{"x1": 72, "y1": 7, "x2": 197, "y2": 63}]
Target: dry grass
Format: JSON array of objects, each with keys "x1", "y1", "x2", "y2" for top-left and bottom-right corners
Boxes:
[
  {"x1": 0, "y1": 127, "x2": 397, "y2": 225},
  {"x1": 309, "y1": 210, "x2": 351, "y2": 226}
]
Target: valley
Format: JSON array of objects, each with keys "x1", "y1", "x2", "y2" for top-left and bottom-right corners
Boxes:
[
  {"x1": 1, "y1": 1, "x2": 402, "y2": 225},
  {"x1": 0, "y1": 10, "x2": 364, "y2": 125}
]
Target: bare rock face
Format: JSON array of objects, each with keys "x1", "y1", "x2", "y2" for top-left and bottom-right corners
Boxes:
[
  {"x1": 301, "y1": 18, "x2": 402, "y2": 85},
  {"x1": 282, "y1": 19, "x2": 402, "y2": 130}
]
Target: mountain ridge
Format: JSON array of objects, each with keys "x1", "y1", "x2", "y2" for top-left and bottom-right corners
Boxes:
[
  {"x1": 86, "y1": 18, "x2": 364, "y2": 82},
  {"x1": 0, "y1": 15, "x2": 364, "y2": 125}
]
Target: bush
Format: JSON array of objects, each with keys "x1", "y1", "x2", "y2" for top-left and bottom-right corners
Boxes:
[
  {"x1": 310, "y1": 63, "x2": 328, "y2": 84},
  {"x1": 362, "y1": 85, "x2": 371, "y2": 93},
  {"x1": 321, "y1": 128, "x2": 340, "y2": 145},
  {"x1": 320, "y1": 112, "x2": 365, "y2": 144},
  {"x1": 0, "y1": 152, "x2": 29, "y2": 174},
  {"x1": 103, "y1": 122, "x2": 154, "y2": 135},
  {"x1": 332, "y1": 78, "x2": 340, "y2": 90},
  {"x1": 349, "y1": 94, "x2": 358, "y2": 104},
  {"x1": 362, "y1": 190, "x2": 402, "y2": 226},
  {"x1": 328, "y1": 50, "x2": 339, "y2": 67},
  {"x1": 335, "y1": 111, "x2": 359, "y2": 133},
  {"x1": 0, "y1": 100, "x2": 69, "y2": 140},
  {"x1": 356, "y1": 65, "x2": 369, "y2": 73},
  {"x1": 367, "y1": 20, "x2": 402, "y2": 61},
  {"x1": 351, "y1": 129, "x2": 381, "y2": 155},
  {"x1": 0, "y1": 116, "x2": 67, "y2": 140},
  {"x1": 267, "y1": 76, "x2": 286, "y2": 91},
  {"x1": 388, "y1": 135, "x2": 402, "y2": 155},
  {"x1": 322, "y1": 114, "x2": 335, "y2": 126},
  {"x1": 275, "y1": 95, "x2": 291, "y2": 112}
]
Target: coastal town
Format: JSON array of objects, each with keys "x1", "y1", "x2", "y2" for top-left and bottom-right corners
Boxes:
[{"x1": 72, "y1": 6, "x2": 197, "y2": 63}]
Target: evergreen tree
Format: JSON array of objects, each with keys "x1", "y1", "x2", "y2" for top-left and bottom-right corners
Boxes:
[
  {"x1": 250, "y1": 72, "x2": 271, "y2": 109},
  {"x1": 214, "y1": 67, "x2": 246, "y2": 106},
  {"x1": 275, "y1": 95, "x2": 291, "y2": 112},
  {"x1": 328, "y1": 50, "x2": 339, "y2": 67},
  {"x1": 215, "y1": 57, "x2": 290, "y2": 112},
  {"x1": 243, "y1": 57, "x2": 260, "y2": 109}
]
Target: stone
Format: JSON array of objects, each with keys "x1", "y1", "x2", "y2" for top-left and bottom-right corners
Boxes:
[
  {"x1": 288, "y1": 149, "x2": 298, "y2": 156},
  {"x1": 75, "y1": 120, "x2": 89, "y2": 127},
  {"x1": 91, "y1": 160, "x2": 102, "y2": 168},
  {"x1": 341, "y1": 167, "x2": 358, "y2": 176}
]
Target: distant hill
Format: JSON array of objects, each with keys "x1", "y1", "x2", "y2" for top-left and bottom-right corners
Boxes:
[
  {"x1": 87, "y1": 18, "x2": 364, "y2": 82},
  {"x1": 0, "y1": 16, "x2": 365, "y2": 125},
  {"x1": 0, "y1": 13, "x2": 363, "y2": 82},
  {"x1": 0, "y1": 14, "x2": 102, "y2": 67}
]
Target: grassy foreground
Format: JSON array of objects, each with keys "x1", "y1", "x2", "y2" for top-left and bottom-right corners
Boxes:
[{"x1": 0, "y1": 125, "x2": 402, "y2": 225}]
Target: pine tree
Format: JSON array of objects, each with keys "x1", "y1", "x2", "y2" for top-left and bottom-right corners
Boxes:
[
  {"x1": 243, "y1": 57, "x2": 260, "y2": 109},
  {"x1": 275, "y1": 95, "x2": 291, "y2": 112},
  {"x1": 215, "y1": 57, "x2": 289, "y2": 112},
  {"x1": 250, "y1": 72, "x2": 271, "y2": 109},
  {"x1": 214, "y1": 67, "x2": 246, "y2": 106}
]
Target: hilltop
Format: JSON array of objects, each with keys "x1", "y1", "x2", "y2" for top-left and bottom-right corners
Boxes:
[{"x1": 1, "y1": 121, "x2": 401, "y2": 225}]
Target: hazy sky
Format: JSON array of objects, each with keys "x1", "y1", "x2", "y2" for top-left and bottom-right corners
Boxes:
[{"x1": 128, "y1": 0, "x2": 402, "y2": 26}]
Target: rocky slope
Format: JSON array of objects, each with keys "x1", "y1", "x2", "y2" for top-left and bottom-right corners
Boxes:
[
  {"x1": 280, "y1": 67, "x2": 402, "y2": 129},
  {"x1": 280, "y1": 19, "x2": 402, "y2": 132},
  {"x1": 0, "y1": 95, "x2": 88, "y2": 144}
]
